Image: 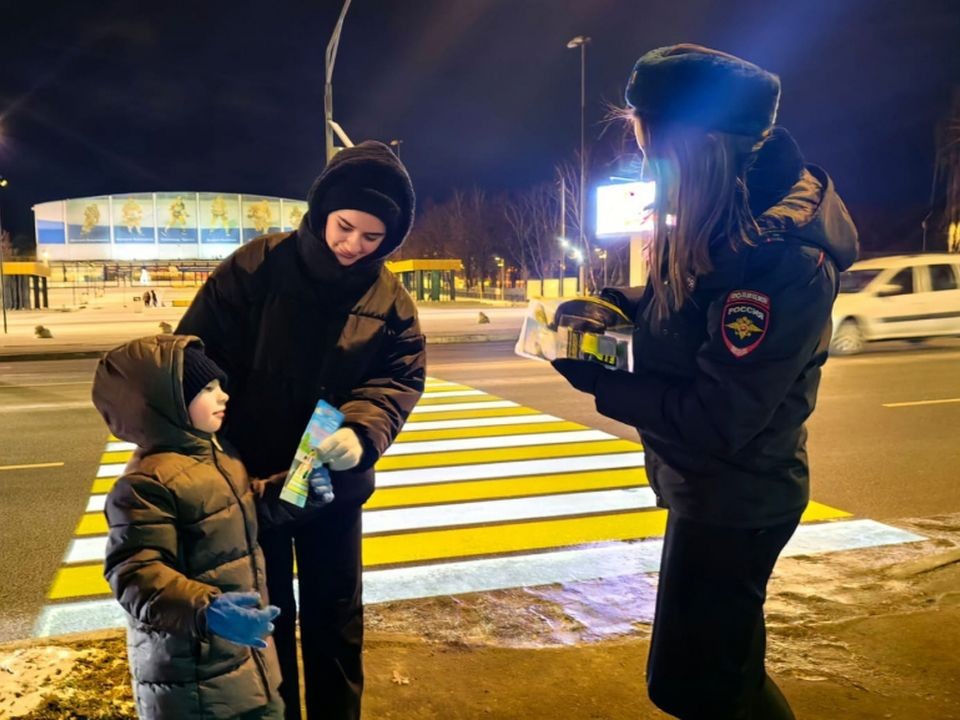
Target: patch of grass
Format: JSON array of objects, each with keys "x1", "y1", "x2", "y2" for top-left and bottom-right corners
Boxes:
[{"x1": 20, "y1": 637, "x2": 135, "y2": 720}]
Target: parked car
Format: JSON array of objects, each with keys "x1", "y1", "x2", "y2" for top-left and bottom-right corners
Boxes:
[{"x1": 830, "y1": 253, "x2": 960, "y2": 355}]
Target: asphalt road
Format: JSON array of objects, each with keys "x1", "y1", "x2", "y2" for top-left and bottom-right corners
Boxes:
[{"x1": 1, "y1": 338, "x2": 959, "y2": 643}]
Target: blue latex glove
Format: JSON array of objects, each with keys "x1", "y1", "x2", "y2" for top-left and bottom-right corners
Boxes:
[
  {"x1": 205, "y1": 591, "x2": 280, "y2": 649},
  {"x1": 308, "y1": 465, "x2": 335, "y2": 504}
]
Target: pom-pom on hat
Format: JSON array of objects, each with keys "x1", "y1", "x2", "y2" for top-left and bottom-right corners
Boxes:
[{"x1": 625, "y1": 44, "x2": 781, "y2": 138}]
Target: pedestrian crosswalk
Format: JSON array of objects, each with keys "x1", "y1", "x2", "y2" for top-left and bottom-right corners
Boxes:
[{"x1": 34, "y1": 378, "x2": 925, "y2": 636}]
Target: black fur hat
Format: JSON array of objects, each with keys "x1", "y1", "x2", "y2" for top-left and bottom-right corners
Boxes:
[{"x1": 625, "y1": 44, "x2": 780, "y2": 138}]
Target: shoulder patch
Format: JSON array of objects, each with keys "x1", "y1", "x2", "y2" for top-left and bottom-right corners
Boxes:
[{"x1": 721, "y1": 290, "x2": 770, "y2": 357}]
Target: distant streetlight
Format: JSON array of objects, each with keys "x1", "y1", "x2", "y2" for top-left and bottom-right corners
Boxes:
[
  {"x1": 389, "y1": 139, "x2": 404, "y2": 158},
  {"x1": 595, "y1": 247, "x2": 608, "y2": 286},
  {"x1": 557, "y1": 237, "x2": 572, "y2": 297},
  {"x1": 566, "y1": 35, "x2": 591, "y2": 294},
  {"x1": 0, "y1": 176, "x2": 9, "y2": 333},
  {"x1": 493, "y1": 255, "x2": 506, "y2": 300}
]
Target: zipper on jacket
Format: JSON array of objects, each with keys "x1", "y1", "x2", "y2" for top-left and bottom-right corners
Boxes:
[{"x1": 210, "y1": 439, "x2": 272, "y2": 700}]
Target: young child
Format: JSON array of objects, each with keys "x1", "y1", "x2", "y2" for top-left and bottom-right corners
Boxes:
[{"x1": 92, "y1": 334, "x2": 331, "y2": 720}]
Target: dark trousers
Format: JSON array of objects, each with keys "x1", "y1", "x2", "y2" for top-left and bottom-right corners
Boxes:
[
  {"x1": 260, "y1": 505, "x2": 364, "y2": 720},
  {"x1": 646, "y1": 512, "x2": 800, "y2": 720}
]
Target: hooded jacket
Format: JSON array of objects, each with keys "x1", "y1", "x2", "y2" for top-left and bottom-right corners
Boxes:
[
  {"x1": 176, "y1": 141, "x2": 426, "y2": 505},
  {"x1": 596, "y1": 130, "x2": 859, "y2": 527},
  {"x1": 92, "y1": 334, "x2": 282, "y2": 720}
]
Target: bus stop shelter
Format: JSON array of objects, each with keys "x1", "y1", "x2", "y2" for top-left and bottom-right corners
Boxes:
[
  {"x1": 0, "y1": 261, "x2": 51, "y2": 310},
  {"x1": 386, "y1": 258, "x2": 462, "y2": 301}
]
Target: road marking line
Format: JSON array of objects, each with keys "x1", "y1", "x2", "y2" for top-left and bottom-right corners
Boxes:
[
  {"x1": 65, "y1": 537, "x2": 108, "y2": 564},
  {"x1": 415, "y1": 394, "x2": 509, "y2": 407},
  {"x1": 417, "y1": 389, "x2": 486, "y2": 399},
  {"x1": 394, "y1": 420, "x2": 580, "y2": 442},
  {"x1": 100, "y1": 451, "x2": 132, "y2": 464},
  {"x1": 92, "y1": 477, "x2": 116, "y2": 494},
  {"x1": 66, "y1": 488, "x2": 659, "y2": 565},
  {"x1": 376, "y1": 453, "x2": 646, "y2": 487},
  {"x1": 401, "y1": 413, "x2": 562, "y2": 432},
  {"x1": 46, "y1": 501, "x2": 852, "y2": 599},
  {"x1": 365, "y1": 488, "x2": 658, "y2": 533},
  {"x1": 366, "y1": 468, "x2": 648, "y2": 509},
  {"x1": 384, "y1": 429, "x2": 615, "y2": 456},
  {"x1": 0, "y1": 382, "x2": 91, "y2": 389},
  {"x1": 882, "y1": 397, "x2": 960, "y2": 408},
  {"x1": 0, "y1": 462, "x2": 65, "y2": 472},
  {"x1": 409, "y1": 400, "x2": 519, "y2": 415},
  {"x1": 377, "y1": 439, "x2": 640, "y2": 471},
  {"x1": 96, "y1": 463, "x2": 127, "y2": 478},
  {"x1": 403, "y1": 406, "x2": 538, "y2": 422},
  {"x1": 39, "y1": 374, "x2": 922, "y2": 639},
  {"x1": 0, "y1": 401, "x2": 93, "y2": 412},
  {"x1": 33, "y1": 519, "x2": 928, "y2": 636},
  {"x1": 106, "y1": 441, "x2": 136, "y2": 452}
]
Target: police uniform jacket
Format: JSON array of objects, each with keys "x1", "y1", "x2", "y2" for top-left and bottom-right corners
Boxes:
[{"x1": 597, "y1": 145, "x2": 859, "y2": 528}]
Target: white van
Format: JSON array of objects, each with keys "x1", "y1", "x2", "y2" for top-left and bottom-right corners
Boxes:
[{"x1": 830, "y1": 253, "x2": 960, "y2": 355}]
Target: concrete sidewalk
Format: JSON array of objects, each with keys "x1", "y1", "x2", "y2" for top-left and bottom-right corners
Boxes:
[{"x1": 0, "y1": 301, "x2": 525, "y2": 361}]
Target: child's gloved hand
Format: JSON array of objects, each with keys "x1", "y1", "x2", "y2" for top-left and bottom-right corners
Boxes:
[
  {"x1": 316, "y1": 428, "x2": 363, "y2": 471},
  {"x1": 307, "y1": 465, "x2": 335, "y2": 504},
  {"x1": 205, "y1": 591, "x2": 280, "y2": 649}
]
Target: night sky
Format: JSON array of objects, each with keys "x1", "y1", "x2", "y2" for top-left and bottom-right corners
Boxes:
[{"x1": 1, "y1": 0, "x2": 957, "y2": 250}]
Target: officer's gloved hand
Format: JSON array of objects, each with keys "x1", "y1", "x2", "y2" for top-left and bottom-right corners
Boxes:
[
  {"x1": 552, "y1": 297, "x2": 631, "y2": 334},
  {"x1": 552, "y1": 358, "x2": 603, "y2": 396},
  {"x1": 205, "y1": 591, "x2": 280, "y2": 649},
  {"x1": 317, "y1": 428, "x2": 364, "y2": 471},
  {"x1": 307, "y1": 465, "x2": 335, "y2": 504}
]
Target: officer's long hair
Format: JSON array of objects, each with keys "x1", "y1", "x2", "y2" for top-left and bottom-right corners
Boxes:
[{"x1": 632, "y1": 116, "x2": 762, "y2": 317}]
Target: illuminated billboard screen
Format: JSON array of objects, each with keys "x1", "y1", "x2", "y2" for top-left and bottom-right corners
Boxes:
[{"x1": 595, "y1": 181, "x2": 655, "y2": 237}]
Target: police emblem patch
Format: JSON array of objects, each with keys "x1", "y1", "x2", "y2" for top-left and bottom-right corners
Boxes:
[{"x1": 722, "y1": 290, "x2": 770, "y2": 357}]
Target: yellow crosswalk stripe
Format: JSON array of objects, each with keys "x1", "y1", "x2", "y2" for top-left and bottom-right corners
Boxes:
[
  {"x1": 92, "y1": 478, "x2": 116, "y2": 494},
  {"x1": 100, "y1": 450, "x2": 133, "y2": 464},
  {"x1": 77, "y1": 514, "x2": 107, "y2": 536},
  {"x1": 414, "y1": 394, "x2": 505, "y2": 406},
  {"x1": 48, "y1": 501, "x2": 850, "y2": 600},
  {"x1": 376, "y1": 439, "x2": 639, "y2": 471}
]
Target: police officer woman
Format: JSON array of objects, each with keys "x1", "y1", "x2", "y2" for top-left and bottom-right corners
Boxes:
[{"x1": 552, "y1": 45, "x2": 858, "y2": 719}]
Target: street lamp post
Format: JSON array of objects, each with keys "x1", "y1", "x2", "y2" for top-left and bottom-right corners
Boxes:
[
  {"x1": 493, "y1": 256, "x2": 505, "y2": 300},
  {"x1": 325, "y1": 0, "x2": 354, "y2": 163},
  {"x1": 0, "y1": 177, "x2": 9, "y2": 333},
  {"x1": 595, "y1": 247, "x2": 608, "y2": 286},
  {"x1": 558, "y1": 238, "x2": 569, "y2": 296},
  {"x1": 389, "y1": 139, "x2": 404, "y2": 159},
  {"x1": 566, "y1": 35, "x2": 591, "y2": 295}
]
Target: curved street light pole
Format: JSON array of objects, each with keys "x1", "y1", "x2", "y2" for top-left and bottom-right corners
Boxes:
[{"x1": 325, "y1": 0, "x2": 354, "y2": 164}]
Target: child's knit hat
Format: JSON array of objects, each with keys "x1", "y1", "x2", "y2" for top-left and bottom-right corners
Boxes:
[{"x1": 182, "y1": 345, "x2": 228, "y2": 406}]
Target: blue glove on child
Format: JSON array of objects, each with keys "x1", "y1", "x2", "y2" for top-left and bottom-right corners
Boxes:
[
  {"x1": 205, "y1": 591, "x2": 280, "y2": 649},
  {"x1": 308, "y1": 465, "x2": 335, "y2": 504}
]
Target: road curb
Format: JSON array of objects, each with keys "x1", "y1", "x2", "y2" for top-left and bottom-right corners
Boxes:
[{"x1": 0, "y1": 333, "x2": 519, "y2": 362}]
